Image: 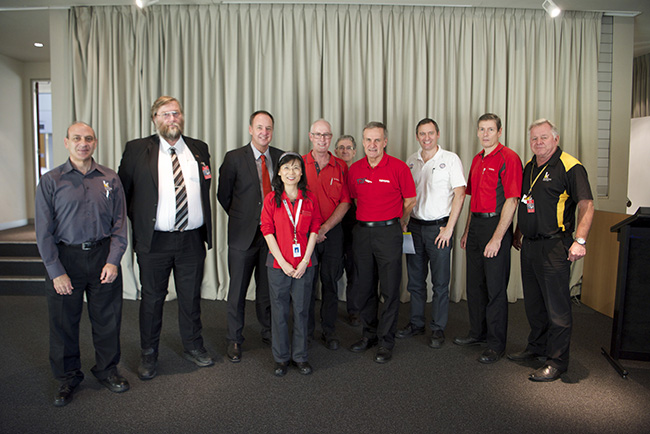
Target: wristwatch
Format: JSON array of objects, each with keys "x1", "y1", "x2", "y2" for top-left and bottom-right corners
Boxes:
[{"x1": 575, "y1": 237, "x2": 586, "y2": 246}]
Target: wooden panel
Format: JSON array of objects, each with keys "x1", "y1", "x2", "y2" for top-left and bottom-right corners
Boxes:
[{"x1": 582, "y1": 210, "x2": 628, "y2": 318}]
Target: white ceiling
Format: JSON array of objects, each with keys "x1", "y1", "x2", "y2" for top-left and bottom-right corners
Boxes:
[{"x1": 1, "y1": 0, "x2": 648, "y2": 63}]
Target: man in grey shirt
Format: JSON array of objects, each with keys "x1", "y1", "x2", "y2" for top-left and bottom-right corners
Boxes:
[{"x1": 35, "y1": 122, "x2": 129, "y2": 407}]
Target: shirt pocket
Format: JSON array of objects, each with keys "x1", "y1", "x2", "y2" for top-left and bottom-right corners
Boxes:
[
  {"x1": 298, "y1": 210, "x2": 313, "y2": 236},
  {"x1": 329, "y1": 177, "x2": 344, "y2": 198}
]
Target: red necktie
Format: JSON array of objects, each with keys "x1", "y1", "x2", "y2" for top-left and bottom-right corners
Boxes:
[{"x1": 261, "y1": 155, "x2": 272, "y2": 197}]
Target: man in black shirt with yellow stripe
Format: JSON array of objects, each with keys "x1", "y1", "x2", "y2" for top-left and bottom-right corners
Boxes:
[{"x1": 509, "y1": 119, "x2": 594, "y2": 382}]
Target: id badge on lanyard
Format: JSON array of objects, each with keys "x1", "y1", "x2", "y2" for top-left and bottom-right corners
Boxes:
[{"x1": 283, "y1": 198, "x2": 303, "y2": 258}]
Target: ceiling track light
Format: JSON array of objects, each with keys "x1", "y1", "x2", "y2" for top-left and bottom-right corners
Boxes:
[
  {"x1": 542, "y1": 0, "x2": 561, "y2": 18},
  {"x1": 136, "y1": 0, "x2": 160, "y2": 9}
]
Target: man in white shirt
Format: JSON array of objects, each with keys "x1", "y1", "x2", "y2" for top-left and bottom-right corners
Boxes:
[
  {"x1": 119, "y1": 96, "x2": 214, "y2": 380},
  {"x1": 397, "y1": 118, "x2": 466, "y2": 348}
]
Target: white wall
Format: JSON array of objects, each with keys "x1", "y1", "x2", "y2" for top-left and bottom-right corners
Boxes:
[
  {"x1": 0, "y1": 53, "x2": 27, "y2": 229},
  {"x1": 628, "y1": 116, "x2": 650, "y2": 213}
]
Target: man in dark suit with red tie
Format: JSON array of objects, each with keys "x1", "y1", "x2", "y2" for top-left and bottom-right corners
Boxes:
[
  {"x1": 118, "y1": 96, "x2": 214, "y2": 380},
  {"x1": 218, "y1": 110, "x2": 284, "y2": 362}
]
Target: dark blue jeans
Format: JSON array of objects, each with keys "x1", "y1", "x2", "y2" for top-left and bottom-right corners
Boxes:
[{"x1": 406, "y1": 220, "x2": 452, "y2": 332}]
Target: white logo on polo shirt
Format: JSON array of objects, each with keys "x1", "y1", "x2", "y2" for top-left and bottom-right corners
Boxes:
[{"x1": 379, "y1": 179, "x2": 390, "y2": 183}]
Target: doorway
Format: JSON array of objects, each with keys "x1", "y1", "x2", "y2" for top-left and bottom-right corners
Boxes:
[{"x1": 32, "y1": 80, "x2": 52, "y2": 183}]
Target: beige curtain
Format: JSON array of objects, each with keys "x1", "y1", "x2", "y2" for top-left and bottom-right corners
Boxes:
[
  {"x1": 633, "y1": 53, "x2": 650, "y2": 118},
  {"x1": 66, "y1": 4, "x2": 601, "y2": 303}
]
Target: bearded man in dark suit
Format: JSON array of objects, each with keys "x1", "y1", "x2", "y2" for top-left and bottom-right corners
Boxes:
[{"x1": 119, "y1": 96, "x2": 214, "y2": 380}]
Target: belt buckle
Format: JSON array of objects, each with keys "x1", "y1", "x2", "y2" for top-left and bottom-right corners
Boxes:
[{"x1": 81, "y1": 242, "x2": 92, "y2": 251}]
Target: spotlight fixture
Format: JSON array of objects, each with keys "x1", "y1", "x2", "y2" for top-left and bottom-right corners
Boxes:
[
  {"x1": 136, "y1": 0, "x2": 159, "y2": 8},
  {"x1": 34, "y1": 42, "x2": 44, "y2": 48},
  {"x1": 542, "y1": 0, "x2": 561, "y2": 18}
]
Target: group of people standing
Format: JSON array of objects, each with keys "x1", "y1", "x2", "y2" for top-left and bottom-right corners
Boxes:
[{"x1": 34, "y1": 95, "x2": 593, "y2": 407}]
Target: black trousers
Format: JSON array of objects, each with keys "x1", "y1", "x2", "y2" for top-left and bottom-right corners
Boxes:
[
  {"x1": 308, "y1": 223, "x2": 344, "y2": 338},
  {"x1": 465, "y1": 216, "x2": 512, "y2": 353},
  {"x1": 47, "y1": 240, "x2": 122, "y2": 385},
  {"x1": 341, "y1": 219, "x2": 358, "y2": 315},
  {"x1": 226, "y1": 227, "x2": 272, "y2": 344},
  {"x1": 137, "y1": 229, "x2": 206, "y2": 352},
  {"x1": 353, "y1": 223, "x2": 402, "y2": 349},
  {"x1": 521, "y1": 236, "x2": 573, "y2": 371}
]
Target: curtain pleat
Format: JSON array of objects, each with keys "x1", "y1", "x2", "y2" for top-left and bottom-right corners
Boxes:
[{"x1": 67, "y1": 4, "x2": 601, "y2": 303}]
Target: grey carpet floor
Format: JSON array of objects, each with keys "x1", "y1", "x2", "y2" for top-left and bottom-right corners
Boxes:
[{"x1": 1, "y1": 295, "x2": 649, "y2": 434}]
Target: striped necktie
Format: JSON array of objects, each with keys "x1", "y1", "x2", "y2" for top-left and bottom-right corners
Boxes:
[{"x1": 170, "y1": 147, "x2": 188, "y2": 231}]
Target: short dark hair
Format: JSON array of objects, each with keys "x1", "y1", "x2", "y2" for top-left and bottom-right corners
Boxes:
[
  {"x1": 416, "y1": 118, "x2": 439, "y2": 135},
  {"x1": 250, "y1": 110, "x2": 275, "y2": 126},
  {"x1": 477, "y1": 113, "x2": 502, "y2": 131},
  {"x1": 271, "y1": 153, "x2": 308, "y2": 208}
]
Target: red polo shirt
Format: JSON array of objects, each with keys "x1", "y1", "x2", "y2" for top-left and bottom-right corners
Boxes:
[
  {"x1": 303, "y1": 151, "x2": 351, "y2": 221},
  {"x1": 466, "y1": 143, "x2": 522, "y2": 213},
  {"x1": 348, "y1": 153, "x2": 416, "y2": 222},
  {"x1": 260, "y1": 190, "x2": 322, "y2": 268}
]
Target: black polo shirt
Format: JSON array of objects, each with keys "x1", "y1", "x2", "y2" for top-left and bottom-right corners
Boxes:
[{"x1": 518, "y1": 147, "x2": 593, "y2": 238}]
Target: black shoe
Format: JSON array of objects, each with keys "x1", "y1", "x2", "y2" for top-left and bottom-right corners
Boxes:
[
  {"x1": 428, "y1": 330, "x2": 445, "y2": 349},
  {"x1": 227, "y1": 342, "x2": 242, "y2": 363},
  {"x1": 183, "y1": 348, "x2": 214, "y2": 367},
  {"x1": 138, "y1": 349, "x2": 158, "y2": 380},
  {"x1": 349, "y1": 337, "x2": 378, "y2": 353},
  {"x1": 294, "y1": 361, "x2": 313, "y2": 375},
  {"x1": 507, "y1": 349, "x2": 545, "y2": 362},
  {"x1": 478, "y1": 348, "x2": 504, "y2": 364},
  {"x1": 396, "y1": 323, "x2": 425, "y2": 339},
  {"x1": 261, "y1": 334, "x2": 272, "y2": 346},
  {"x1": 274, "y1": 362, "x2": 289, "y2": 377},
  {"x1": 99, "y1": 374, "x2": 130, "y2": 393},
  {"x1": 374, "y1": 347, "x2": 393, "y2": 363},
  {"x1": 321, "y1": 334, "x2": 340, "y2": 350},
  {"x1": 453, "y1": 335, "x2": 486, "y2": 346},
  {"x1": 348, "y1": 314, "x2": 361, "y2": 327},
  {"x1": 54, "y1": 383, "x2": 76, "y2": 407},
  {"x1": 529, "y1": 365, "x2": 564, "y2": 382}
]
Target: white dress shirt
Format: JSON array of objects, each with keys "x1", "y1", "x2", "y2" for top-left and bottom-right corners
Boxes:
[{"x1": 155, "y1": 136, "x2": 204, "y2": 231}]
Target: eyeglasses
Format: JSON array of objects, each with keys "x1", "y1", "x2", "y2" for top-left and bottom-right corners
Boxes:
[
  {"x1": 337, "y1": 145, "x2": 354, "y2": 151},
  {"x1": 310, "y1": 132, "x2": 333, "y2": 139},
  {"x1": 157, "y1": 111, "x2": 181, "y2": 119}
]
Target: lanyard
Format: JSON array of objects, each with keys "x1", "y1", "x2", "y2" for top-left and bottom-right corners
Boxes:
[
  {"x1": 527, "y1": 163, "x2": 549, "y2": 197},
  {"x1": 282, "y1": 199, "x2": 303, "y2": 243}
]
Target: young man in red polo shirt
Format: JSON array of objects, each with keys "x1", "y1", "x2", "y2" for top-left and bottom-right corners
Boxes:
[
  {"x1": 455, "y1": 113, "x2": 522, "y2": 364},
  {"x1": 347, "y1": 121, "x2": 416, "y2": 363}
]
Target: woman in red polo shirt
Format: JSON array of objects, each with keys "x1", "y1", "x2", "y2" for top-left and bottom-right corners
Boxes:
[{"x1": 261, "y1": 152, "x2": 322, "y2": 377}]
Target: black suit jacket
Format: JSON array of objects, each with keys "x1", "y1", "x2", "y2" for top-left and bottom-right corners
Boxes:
[
  {"x1": 118, "y1": 134, "x2": 213, "y2": 254},
  {"x1": 217, "y1": 143, "x2": 283, "y2": 251}
]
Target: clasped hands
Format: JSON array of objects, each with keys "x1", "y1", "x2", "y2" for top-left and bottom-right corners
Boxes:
[{"x1": 279, "y1": 259, "x2": 309, "y2": 279}]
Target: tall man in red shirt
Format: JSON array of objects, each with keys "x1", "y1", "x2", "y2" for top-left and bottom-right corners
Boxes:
[
  {"x1": 348, "y1": 122, "x2": 416, "y2": 363},
  {"x1": 455, "y1": 113, "x2": 522, "y2": 364},
  {"x1": 303, "y1": 119, "x2": 351, "y2": 350}
]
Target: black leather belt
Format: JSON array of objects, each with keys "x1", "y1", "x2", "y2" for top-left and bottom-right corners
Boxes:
[
  {"x1": 411, "y1": 217, "x2": 449, "y2": 226},
  {"x1": 358, "y1": 218, "x2": 399, "y2": 228},
  {"x1": 524, "y1": 233, "x2": 569, "y2": 241},
  {"x1": 60, "y1": 237, "x2": 109, "y2": 251},
  {"x1": 472, "y1": 212, "x2": 499, "y2": 218}
]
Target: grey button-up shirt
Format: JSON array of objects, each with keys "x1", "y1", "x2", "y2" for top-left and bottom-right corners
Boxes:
[{"x1": 35, "y1": 158, "x2": 128, "y2": 279}]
